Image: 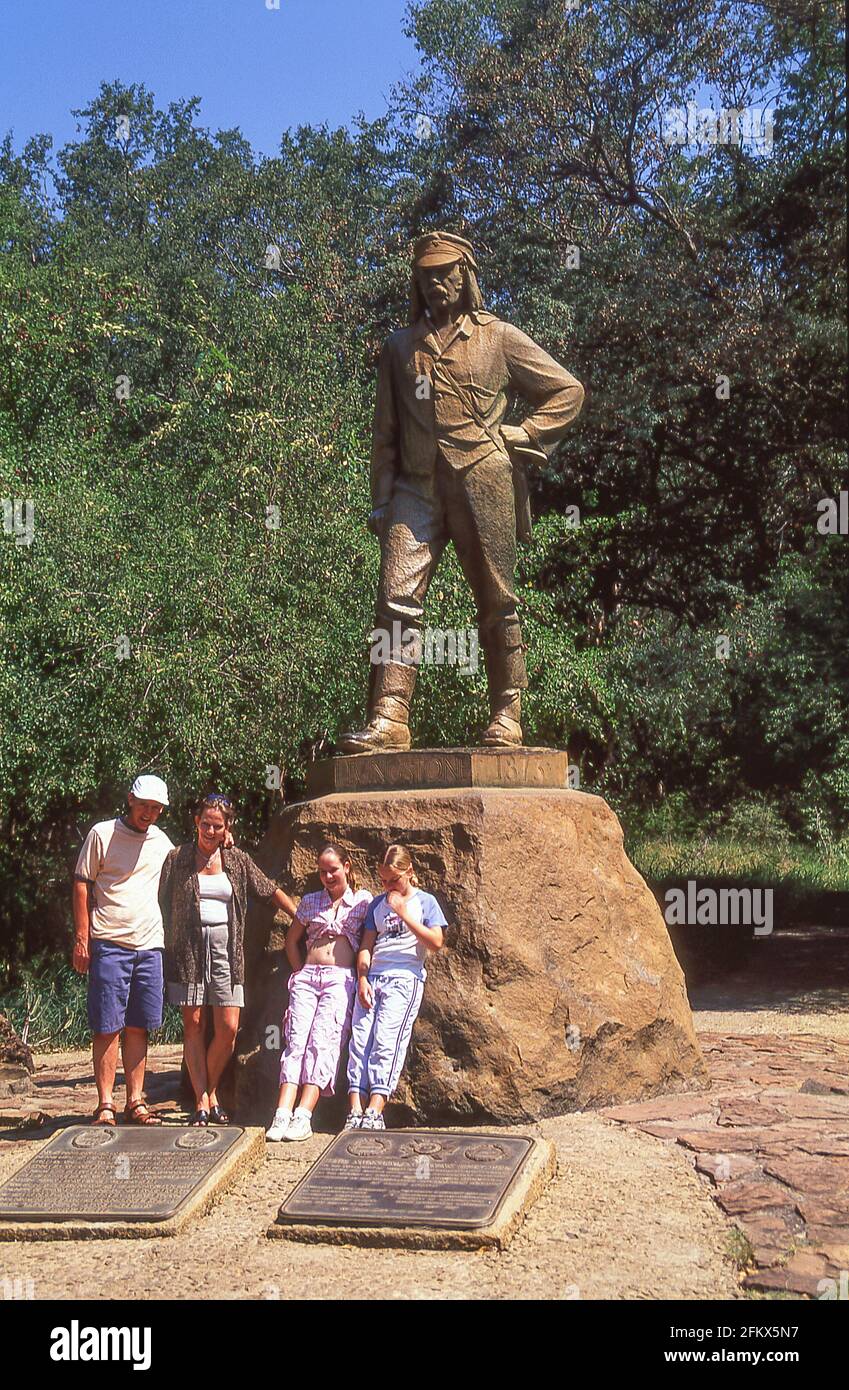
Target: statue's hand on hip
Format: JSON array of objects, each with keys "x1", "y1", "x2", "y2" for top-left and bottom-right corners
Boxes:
[
  {"x1": 367, "y1": 505, "x2": 389, "y2": 538},
  {"x1": 500, "y1": 424, "x2": 530, "y2": 453}
]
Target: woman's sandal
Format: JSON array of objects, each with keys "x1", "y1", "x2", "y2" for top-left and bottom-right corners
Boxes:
[
  {"x1": 92, "y1": 1102, "x2": 117, "y2": 1126},
  {"x1": 123, "y1": 1099, "x2": 163, "y2": 1126},
  {"x1": 191, "y1": 1108, "x2": 210, "y2": 1127},
  {"x1": 208, "y1": 1105, "x2": 230, "y2": 1125}
]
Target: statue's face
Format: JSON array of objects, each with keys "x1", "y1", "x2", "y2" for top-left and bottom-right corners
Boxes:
[{"x1": 417, "y1": 260, "x2": 464, "y2": 316}]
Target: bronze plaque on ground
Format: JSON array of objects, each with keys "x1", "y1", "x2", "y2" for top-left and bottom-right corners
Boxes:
[
  {"x1": 0, "y1": 1125, "x2": 248, "y2": 1223},
  {"x1": 272, "y1": 1130, "x2": 548, "y2": 1249}
]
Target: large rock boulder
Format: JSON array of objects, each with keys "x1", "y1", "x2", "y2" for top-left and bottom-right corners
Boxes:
[
  {"x1": 237, "y1": 786, "x2": 708, "y2": 1125},
  {"x1": 0, "y1": 1012, "x2": 34, "y2": 1072},
  {"x1": 0, "y1": 1012, "x2": 35, "y2": 1101}
]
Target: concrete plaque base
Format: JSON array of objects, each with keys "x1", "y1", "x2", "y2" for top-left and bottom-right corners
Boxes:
[
  {"x1": 268, "y1": 1129, "x2": 555, "y2": 1250},
  {"x1": 0, "y1": 1126, "x2": 265, "y2": 1240}
]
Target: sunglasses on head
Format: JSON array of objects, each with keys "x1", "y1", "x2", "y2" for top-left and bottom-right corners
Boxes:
[{"x1": 204, "y1": 794, "x2": 232, "y2": 808}]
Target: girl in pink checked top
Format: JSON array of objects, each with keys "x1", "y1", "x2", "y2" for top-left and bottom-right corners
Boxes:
[{"x1": 267, "y1": 845, "x2": 372, "y2": 1142}]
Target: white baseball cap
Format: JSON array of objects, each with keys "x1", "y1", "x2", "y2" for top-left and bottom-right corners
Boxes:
[{"x1": 129, "y1": 774, "x2": 170, "y2": 807}]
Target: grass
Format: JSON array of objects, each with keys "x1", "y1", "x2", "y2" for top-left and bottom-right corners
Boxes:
[
  {"x1": 727, "y1": 1228, "x2": 809, "y2": 1301},
  {"x1": 0, "y1": 959, "x2": 183, "y2": 1052},
  {"x1": 726, "y1": 1226, "x2": 755, "y2": 1272},
  {"x1": 629, "y1": 835, "x2": 849, "y2": 895}
]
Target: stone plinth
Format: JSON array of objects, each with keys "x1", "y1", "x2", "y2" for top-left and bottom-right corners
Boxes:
[
  {"x1": 306, "y1": 746, "x2": 569, "y2": 797},
  {"x1": 238, "y1": 773, "x2": 707, "y2": 1126}
]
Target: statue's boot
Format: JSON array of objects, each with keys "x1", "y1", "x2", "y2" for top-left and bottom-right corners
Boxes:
[
  {"x1": 481, "y1": 689, "x2": 523, "y2": 747},
  {"x1": 339, "y1": 660, "x2": 416, "y2": 754},
  {"x1": 480, "y1": 625, "x2": 526, "y2": 747}
]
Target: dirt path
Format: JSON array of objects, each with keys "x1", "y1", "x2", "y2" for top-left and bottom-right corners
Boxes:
[
  {"x1": 0, "y1": 1103, "x2": 738, "y2": 1301},
  {"x1": 3, "y1": 984, "x2": 846, "y2": 1301}
]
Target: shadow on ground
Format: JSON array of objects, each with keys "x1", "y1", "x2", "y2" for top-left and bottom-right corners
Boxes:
[{"x1": 687, "y1": 926, "x2": 849, "y2": 1015}]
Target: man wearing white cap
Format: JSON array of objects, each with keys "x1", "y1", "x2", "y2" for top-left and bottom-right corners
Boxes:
[{"x1": 72, "y1": 775, "x2": 174, "y2": 1125}]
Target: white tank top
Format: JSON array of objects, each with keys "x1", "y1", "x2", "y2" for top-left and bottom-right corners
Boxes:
[{"x1": 198, "y1": 872, "x2": 232, "y2": 927}]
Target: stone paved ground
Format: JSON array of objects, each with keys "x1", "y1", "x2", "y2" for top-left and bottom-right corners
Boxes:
[
  {"x1": 0, "y1": 1032, "x2": 841, "y2": 1301},
  {"x1": 1, "y1": 933, "x2": 846, "y2": 1300},
  {"x1": 603, "y1": 1033, "x2": 849, "y2": 1297},
  {"x1": 0, "y1": 1047, "x2": 739, "y2": 1300}
]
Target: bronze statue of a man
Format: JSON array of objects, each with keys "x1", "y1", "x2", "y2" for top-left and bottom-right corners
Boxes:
[{"x1": 341, "y1": 231, "x2": 584, "y2": 753}]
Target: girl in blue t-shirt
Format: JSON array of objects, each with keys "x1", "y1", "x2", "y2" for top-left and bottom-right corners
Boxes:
[{"x1": 346, "y1": 844, "x2": 446, "y2": 1131}]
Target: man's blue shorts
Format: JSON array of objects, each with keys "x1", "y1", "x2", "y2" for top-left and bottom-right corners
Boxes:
[{"x1": 87, "y1": 940, "x2": 164, "y2": 1035}]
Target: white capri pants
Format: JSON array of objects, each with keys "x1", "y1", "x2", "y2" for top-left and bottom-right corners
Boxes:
[{"x1": 347, "y1": 971, "x2": 424, "y2": 1098}]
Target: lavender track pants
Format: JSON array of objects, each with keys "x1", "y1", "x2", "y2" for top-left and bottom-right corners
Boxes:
[
  {"x1": 347, "y1": 971, "x2": 424, "y2": 1099},
  {"x1": 279, "y1": 965, "x2": 355, "y2": 1096}
]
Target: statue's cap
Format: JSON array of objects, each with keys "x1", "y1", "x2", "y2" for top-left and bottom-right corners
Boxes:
[{"x1": 413, "y1": 231, "x2": 478, "y2": 270}]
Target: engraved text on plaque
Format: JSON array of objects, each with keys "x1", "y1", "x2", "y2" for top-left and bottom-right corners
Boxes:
[
  {"x1": 0, "y1": 1126, "x2": 246, "y2": 1223},
  {"x1": 277, "y1": 1130, "x2": 533, "y2": 1230}
]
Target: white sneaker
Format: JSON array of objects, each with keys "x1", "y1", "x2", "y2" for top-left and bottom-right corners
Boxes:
[
  {"x1": 266, "y1": 1110, "x2": 293, "y2": 1141},
  {"x1": 343, "y1": 1112, "x2": 363, "y2": 1131},
  {"x1": 284, "y1": 1110, "x2": 313, "y2": 1142},
  {"x1": 359, "y1": 1108, "x2": 386, "y2": 1131}
]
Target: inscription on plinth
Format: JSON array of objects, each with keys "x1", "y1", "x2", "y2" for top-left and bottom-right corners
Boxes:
[
  {"x1": 307, "y1": 747, "x2": 569, "y2": 797},
  {"x1": 0, "y1": 1125, "x2": 246, "y2": 1223},
  {"x1": 276, "y1": 1130, "x2": 533, "y2": 1230}
]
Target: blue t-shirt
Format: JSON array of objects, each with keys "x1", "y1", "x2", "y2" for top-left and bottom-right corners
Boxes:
[{"x1": 365, "y1": 890, "x2": 447, "y2": 980}]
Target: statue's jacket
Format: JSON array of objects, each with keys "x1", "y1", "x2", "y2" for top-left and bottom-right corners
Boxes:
[{"x1": 370, "y1": 310, "x2": 584, "y2": 509}]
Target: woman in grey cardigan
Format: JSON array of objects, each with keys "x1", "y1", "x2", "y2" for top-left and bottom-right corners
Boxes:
[{"x1": 159, "y1": 793, "x2": 297, "y2": 1126}]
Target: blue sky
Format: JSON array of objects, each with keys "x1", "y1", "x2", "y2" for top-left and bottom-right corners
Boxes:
[{"x1": 1, "y1": 0, "x2": 419, "y2": 157}]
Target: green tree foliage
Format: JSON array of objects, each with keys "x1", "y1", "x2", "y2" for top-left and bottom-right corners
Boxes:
[
  {"x1": 395, "y1": 0, "x2": 846, "y2": 801},
  {"x1": 0, "y1": 1, "x2": 846, "y2": 973},
  {"x1": 399, "y1": 0, "x2": 845, "y2": 620}
]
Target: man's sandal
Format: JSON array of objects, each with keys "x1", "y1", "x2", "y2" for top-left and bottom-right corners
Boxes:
[
  {"x1": 92, "y1": 1102, "x2": 117, "y2": 1126},
  {"x1": 123, "y1": 1099, "x2": 162, "y2": 1126}
]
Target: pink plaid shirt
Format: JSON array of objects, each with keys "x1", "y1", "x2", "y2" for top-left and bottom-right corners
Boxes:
[{"x1": 296, "y1": 886, "x2": 372, "y2": 953}]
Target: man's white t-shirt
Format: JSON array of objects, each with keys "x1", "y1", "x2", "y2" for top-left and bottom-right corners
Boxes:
[{"x1": 75, "y1": 818, "x2": 174, "y2": 951}]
